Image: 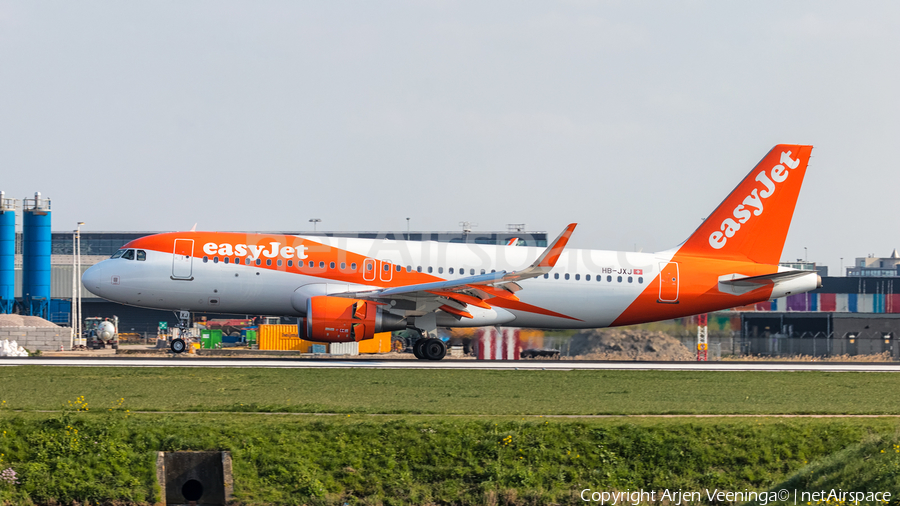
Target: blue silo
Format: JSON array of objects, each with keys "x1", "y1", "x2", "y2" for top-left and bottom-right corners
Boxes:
[
  {"x1": 0, "y1": 192, "x2": 15, "y2": 314},
  {"x1": 22, "y1": 192, "x2": 51, "y2": 319}
]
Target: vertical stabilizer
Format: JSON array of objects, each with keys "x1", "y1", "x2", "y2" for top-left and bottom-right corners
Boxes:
[{"x1": 677, "y1": 144, "x2": 813, "y2": 265}]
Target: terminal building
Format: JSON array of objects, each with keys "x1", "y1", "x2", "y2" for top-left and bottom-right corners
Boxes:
[{"x1": 5, "y1": 223, "x2": 548, "y2": 335}]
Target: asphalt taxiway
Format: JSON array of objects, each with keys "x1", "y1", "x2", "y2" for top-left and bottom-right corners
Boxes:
[{"x1": 1, "y1": 357, "x2": 899, "y2": 372}]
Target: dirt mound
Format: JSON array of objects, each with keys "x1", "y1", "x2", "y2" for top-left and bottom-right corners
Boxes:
[
  {"x1": 566, "y1": 328, "x2": 693, "y2": 361},
  {"x1": 0, "y1": 314, "x2": 59, "y2": 328}
]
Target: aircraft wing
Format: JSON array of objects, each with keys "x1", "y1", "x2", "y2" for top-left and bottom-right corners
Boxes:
[{"x1": 334, "y1": 223, "x2": 577, "y2": 318}]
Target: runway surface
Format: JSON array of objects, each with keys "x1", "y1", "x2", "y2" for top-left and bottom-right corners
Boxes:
[{"x1": 1, "y1": 357, "x2": 899, "y2": 372}]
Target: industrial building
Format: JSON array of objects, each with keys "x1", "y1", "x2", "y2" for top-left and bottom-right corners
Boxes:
[
  {"x1": 846, "y1": 250, "x2": 900, "y2": 277},
  {"x1": 732, "y1": 274, "x2": 900, "y2": 358}
]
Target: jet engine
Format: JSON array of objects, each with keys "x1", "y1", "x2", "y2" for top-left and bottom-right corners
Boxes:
[{"x1": 302, "y1": 296, "x2": 406, "y2": 342}]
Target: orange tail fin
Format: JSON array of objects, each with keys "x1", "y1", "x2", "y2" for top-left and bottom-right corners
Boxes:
[{"x1": 678, "y1": 144, "x2": 813, "y2": 265}]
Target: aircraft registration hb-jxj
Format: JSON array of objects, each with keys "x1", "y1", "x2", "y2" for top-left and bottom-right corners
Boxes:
[{"x1": 83, "y1": 145, "x2": 820, "y2": 360}]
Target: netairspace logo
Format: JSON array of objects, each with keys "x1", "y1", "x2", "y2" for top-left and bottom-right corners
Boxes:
[{"x1": 580, "y1": 488, "x2": 892, "y2": 505}]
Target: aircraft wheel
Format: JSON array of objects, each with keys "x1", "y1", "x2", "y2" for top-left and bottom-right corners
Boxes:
[
  {"x1": 413, "y1": 339, "x2": 426, "y2": 359},
  {"x1": 423, "y1": 338, "x2": 447, "y2": 361},
  {"x1": 171, "y1": 338, "x2": 186, "y2": 354}
]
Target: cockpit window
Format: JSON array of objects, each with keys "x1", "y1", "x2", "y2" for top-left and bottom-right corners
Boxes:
[
  {"x1": 136, "y1": 250, "x2": 146, "y2": 261},
  {"x1": 111, "y1": 250, "x2": 125, "y2": 259},
  {"x1": 122, "y1": 249, "x2": 135, "y2": 260}
]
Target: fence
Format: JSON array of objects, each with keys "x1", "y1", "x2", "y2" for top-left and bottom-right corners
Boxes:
[{"x1": 678, "y1": 332, "x2": 897, "y2": 359}]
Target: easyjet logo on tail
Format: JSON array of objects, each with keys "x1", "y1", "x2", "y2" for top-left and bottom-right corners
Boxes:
[{"x1": 708, "y1": 151, "x2": 801, "y2": 250}]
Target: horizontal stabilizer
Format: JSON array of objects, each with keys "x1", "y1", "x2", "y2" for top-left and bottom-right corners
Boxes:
[{"x1": 718, "y1": 270, "x2": 821, "y2": 296}]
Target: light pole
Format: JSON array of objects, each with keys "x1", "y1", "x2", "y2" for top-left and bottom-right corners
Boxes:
[
  {"x1": 309, "y1": 218, "x2": 321, "y2": 232},
  {"x1": 72, "y1": 222, "x2": 84, "y2": 349},
  {"x1": 804, "y1": 247, "x2": 808, "y2": 263},
  {"x1": 406, "y1": 218, "x2": 410, "y2": 240},
  {"x1": 840, "y1": 257, "x2": 843, "y2": 277}
]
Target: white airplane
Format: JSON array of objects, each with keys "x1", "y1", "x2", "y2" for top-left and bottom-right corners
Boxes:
[{"x1": 83, "y1": 144, "x2": 820, "y2": 360}]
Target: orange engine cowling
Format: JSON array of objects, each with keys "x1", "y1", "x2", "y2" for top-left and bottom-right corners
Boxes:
[{"x1": 304, "y1": 296, "x2": 406, "y2": 342}]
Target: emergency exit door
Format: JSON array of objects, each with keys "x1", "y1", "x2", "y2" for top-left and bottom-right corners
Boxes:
[
  {"x1": 658, "y1": 262, "x2": 679, "y2": 303},
  {"x1": 172, "y1": 239, "x2": 194, "y2": 280}
]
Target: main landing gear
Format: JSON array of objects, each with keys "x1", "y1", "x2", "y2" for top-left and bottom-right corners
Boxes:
[
  {"x1": 413, "y1": 336, "x2": 447, "y2": 361},
  {"x1": 410, "y1": 313, "x2": 446, "y2": 360}
]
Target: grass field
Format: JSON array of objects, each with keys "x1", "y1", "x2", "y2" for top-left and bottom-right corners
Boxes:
[
  {"x1": 0, "y1": 411, "x2": 897, "y2": 505},
  {"x1": 0, "y1": 366, "x2": 898, "y2": 415},
  {"x1": 0, "y1": 366, "x2": 897, "y2": 504}
]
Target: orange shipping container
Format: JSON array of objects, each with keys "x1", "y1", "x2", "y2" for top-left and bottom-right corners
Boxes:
[
  {"x1": 258, "y1": 324, "x2": 327, "y2": 352},
  {"x1": 358, "y1": 332, "x2": 391, "y2": 354}
]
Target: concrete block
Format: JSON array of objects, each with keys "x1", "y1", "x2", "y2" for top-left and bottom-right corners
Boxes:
[{"x1": 157, "y1": 451, "x2": 232, "y2": 505}]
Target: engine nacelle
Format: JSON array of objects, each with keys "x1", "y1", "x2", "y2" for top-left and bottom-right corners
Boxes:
[{"x1": 303, "y1": 296, "x2": 406, "y2": 343}]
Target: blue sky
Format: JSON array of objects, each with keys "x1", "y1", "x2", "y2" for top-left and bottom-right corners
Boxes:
[{"x1": 1, "y1": 1, "x2": 898, "y2": 273}]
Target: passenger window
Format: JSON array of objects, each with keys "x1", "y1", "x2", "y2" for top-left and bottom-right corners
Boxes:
[
  {"x1": 213, "y1": 256, "x2": 219, "y2": 264},
  {"x1": 234, "y1": 257, "x2": 239, "y2": 264},
  {"x1": 543, "y1": 274, "x2": 548, "y2": 279},
  {"x1": 351, "y1": 262, "x2": 357, "y2": 270},
  {"x1": 617, "y1": 276, "x2": 623, "y2": 282},
  {"x1": 288, "y1": 260, "x2": 293, "y2": 267},
  {"x1": 122, "y1": 249, "x2": 135, "y2": 260},
  {"x1": 309, "y1": 261, "x2": 314, "y2": 268},
  {"x1": 136, "y1": 250, "x2": 146, "y2": 261},
  {"x1": 341, "y1": 262, "x2": 346, "y2": 270},
  {"x1": 427, "y1": 266, "x2": 433, "y2": 273},
  {"x1": 203, "y1": 256, "x2": 208, "y2": 263},
  {"x1": 638, "y1": 277, "x2": 644, "y2": 284},
  {"x1": 245, "y1": 258, "x2": 251, "y2": 265},
  {"x1": 224, "y1": 257, "x2": 230, "y2": 264},
  {"x1": 449, "y1": 268, "x2": 454, "y2": 274},
  {"x1": 417, "y1": 266, "x2": 422, "y2": 273},
  {"x1": 266, "y1": 259, "x2": 272, "y2": 266},
  {"x1": 406, "y1": 265, "x2": 412, "y2": 272},
  {"x1": 277, "y1": 259, "x2": 283, "y2": 266},
  {"x1": 111, "y1": 250, "x2": 125, "y2": 259},
  {"x1": 554, "y1": 273, "x2": 559, "y2": 279},
  {"x1": 256, "y1": 259, "x2": 261, "y2": 266},
  {"x1": 586, "y1": 274, "x2": 591, "y2": 281},
  {"x1": 628, "y1": 276, "x2": 633, "y2": 283},
  {"x1": 565, "y1": 273, "x2": 570, "y2": 280},
  {"x1": 438, "y1": 267, "x2": 443, "y2": 274},
  {"x1": 319, "y1": 261, "x2": 325, "y2": 269},
  {"x1": 607, "y1": 275, "x2": 612, "y2": 282},
  {"x1": 330, "y1": 262, "x2": 335, "y2": 269},
  {"x1": 366, "y1": 263, "x2": 373, "y2": 271},
  {"x1": 481, "y1": 269, "x2": 485, "y2": 275},
  {"x1": 575, "y1": 274, "x2": 580, "y2": 280}
]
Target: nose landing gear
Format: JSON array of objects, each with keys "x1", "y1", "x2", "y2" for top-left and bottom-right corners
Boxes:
[
  {"x1": 171, "y1": 338, "x2": 186, "y2": 353},
  {"x1": 170, "y1": 310, "x2": 191, "y2": 354}
]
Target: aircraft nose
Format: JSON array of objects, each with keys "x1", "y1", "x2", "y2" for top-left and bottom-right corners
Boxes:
[{"x1": 81, "y1": 262, "x2": 105, "y2": 296}]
